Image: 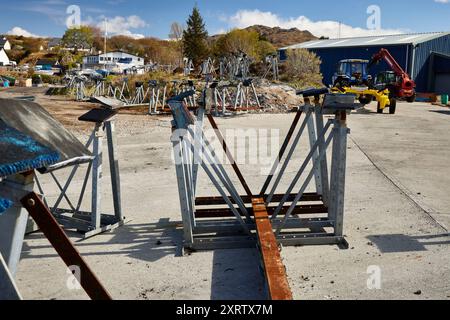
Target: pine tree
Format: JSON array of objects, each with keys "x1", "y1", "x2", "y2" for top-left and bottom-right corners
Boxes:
[{"x1": 182, "y1": 6, "x2": 209, "y2": 67}]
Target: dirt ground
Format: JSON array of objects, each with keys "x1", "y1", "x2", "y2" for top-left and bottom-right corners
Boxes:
[{"x1": 1, "y1": 87, "x2": 449, "y2": 300}]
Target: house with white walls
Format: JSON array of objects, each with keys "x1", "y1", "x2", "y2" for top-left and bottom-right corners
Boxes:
[
  {"x1": 83, "y1": 51, "x2": 145, "y2": 74},
  {"x1": 0, "y1": 48, "x2": 10, "y2": 66}
]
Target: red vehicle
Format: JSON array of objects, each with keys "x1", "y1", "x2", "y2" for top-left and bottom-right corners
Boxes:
[{"x1": 369, "y1": 48, "x2": 416, "y2": 103}]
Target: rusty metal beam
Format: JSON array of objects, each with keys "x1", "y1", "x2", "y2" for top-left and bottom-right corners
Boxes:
[
  {"x1": 252, "y1": 198, "x2": 293, "y2": 300},
  {"x1": 20, "y1": 192, "x2": 112, "y2": 300},
  {"x1": 195, "y1": 193, "x2": 322, "y2": 206},
  {"x1": 195, "y1": 204, "x2": 328, "y2": 218},
  {"x1": 207, "y1": 114, "x2": 253, "y2": 198}
]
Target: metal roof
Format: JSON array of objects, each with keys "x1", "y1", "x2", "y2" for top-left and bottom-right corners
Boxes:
[
  {"x1": 280, "y1": 32, "x2": 450, "y2": 50},
  {"x1": 48, "y1": 38, "x2": 61, "y2": 47}
]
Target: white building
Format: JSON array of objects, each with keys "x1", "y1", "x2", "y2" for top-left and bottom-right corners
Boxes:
[
  {"x1": 0, "y1": 38, "x2": 11, "y2": 51},
  {"x1": 0, "y1": 48, "x2": 10, "y2": 66},
  {"x1": 83, "y1": 51, "x2": 145, "y2": 73}
]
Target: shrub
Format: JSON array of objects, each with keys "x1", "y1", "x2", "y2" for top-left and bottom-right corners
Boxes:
[
  {"x1": 33, "y1": 74, "x2": 61, "y2": 84},
  {"x1": 281, "y1": 49, "x2": 324, "y2": 89}
]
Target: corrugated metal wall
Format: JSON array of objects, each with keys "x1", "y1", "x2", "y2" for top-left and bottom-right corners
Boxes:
[
  {"x1": 427, "y1": 53, "x2": 450, "y2": 94},
  {"x1": 413, "y1": 34, "x2": 450, "y2": 92},
  {"x1": 279, "y1": 35, "x2": 450, "y2": 92}
]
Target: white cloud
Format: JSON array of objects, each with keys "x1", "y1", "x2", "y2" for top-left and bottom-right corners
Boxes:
[
  {"x1": 227, "y1": 10, "x2": 406, "y2": 38},
  {"x1": 213, "y1": 28, "x2": 227, "y2": 36},
  {"x1": 435, "y1": 0, "x2": 449, "y2": 3},
  {"x1": 96, "y1": 15, "x2": 147, "y2": 39},
  {"x1": 6, "y1": 27, "x2": 41, "y2": 38}
]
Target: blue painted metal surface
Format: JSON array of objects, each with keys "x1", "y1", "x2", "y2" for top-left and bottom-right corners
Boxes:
[
  {"x1": 433, "y1": 53, "x2": 450, "y2": 73},
  {"x1": 413, "y1": 34, "x2": 450, "y2": 92},
  {"x1": 300, "y1": 45, "x2": 408, "y2": 88},
  {"x1": 0, "y1": 121, "x2": 60, "y2": 178},
  {"x1": 0, "y1": 198, "x2": 13, "y2": 214}
]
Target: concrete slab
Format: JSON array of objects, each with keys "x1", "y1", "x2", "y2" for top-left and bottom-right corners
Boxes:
[{"x1": 13, "y1": 101, "x2": 450, "y2": 300}]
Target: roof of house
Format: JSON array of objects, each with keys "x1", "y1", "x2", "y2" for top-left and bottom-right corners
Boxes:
[
  {"x1": 100, "y1": 50, "x2": 142, "y2": 58},
  {"x1": 48, "y1": 38, "x2": 61, "y2": 47},
  {"x1": 0, "y1": 38, "x2": 10, "y2": 49},
  {"x1": 280, "y1": 32, "x2": 450, "y2": 50},
  {"x1": 36, "y1": 59, "x2": 58, "y2": 66}
]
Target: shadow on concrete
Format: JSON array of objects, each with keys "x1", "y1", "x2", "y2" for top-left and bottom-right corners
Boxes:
[
  {"x1": 430, "y1": 110, "x2": 450, "y2": 116},
  {"x1": 210, "y1": 248, "x2": 266, "y2": 300},
  {"x1": 353, "y1": 108, "x2": 392, "y2": 116},
  {"x1": 353, "y1": 108, "x2": 373, "y2": 115},
  {"x1": 22, "y1": 220, "x2": 268, "y2": 300},
  {"x1": 21, "y1": 218, "x2": 184, "y2": 263},
  {"x1": 367, "y1": 233, "x2": 450, "y2": 253}
]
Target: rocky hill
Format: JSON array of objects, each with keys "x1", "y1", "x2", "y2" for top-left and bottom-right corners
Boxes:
[{"x1": 243, "y1": 25, "x2": 317, "y2": 48}]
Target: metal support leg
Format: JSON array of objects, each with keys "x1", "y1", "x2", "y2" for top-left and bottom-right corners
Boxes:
[
  {"x1": 213, "y1": 90, "x2": 219, "y2": 116},
  {"x1": 0, "y1": 252, "x2": 22, "y2": 300},
  {"x1": 162, "y1": 86, "x2": 167, "y2": 110},
  {"x1": 222, "y1": 89, "x2": 226, "y2": 114},
  {"x1": 91, "y1": 123, "x2": 103, "y2": 230},
  {"x1": 234, "y1": 84, "x2": 241, "y2": 109},
  {"x1": 105, "y1": 121, "x2": 122, "y2": 221},
  {"x1": 193, "y1": 108, "x2": 205, "y2": 196},
  {"x1": 0, "y1": 173, "x2": 34, "y2": 276},
  {"x1": 251, "y1": 83, "x2": 261, "y2": 109},
  {"x1": 315, "y1": 106, "x2": 330, "y2": 206},
  {"x1": 172, "y1": 133, "x2": 194, "y2": 247},
  {"x1": 307, "y1": 107, "x2": 323, "y2": 196},
  {"x1": 149, "y1": 88, "x2": 155, "y2": 114},
  {"x1": 329, "y1": 113, "x2": 349, "y2": 237}
]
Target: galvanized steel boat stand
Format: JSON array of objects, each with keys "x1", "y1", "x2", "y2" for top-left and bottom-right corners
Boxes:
[
  {"x1": 148, "y1": 80, "x2": 168, "y2": 115},
  {"x1": 169, "y1": 88, "x2": 358, "y2": 251},
  {"x1": 168, "y1": 88, "x2": 358, "y2": 299},
  {"x1": 36, "y1": 109, "x2": 125, "y2": 238}
]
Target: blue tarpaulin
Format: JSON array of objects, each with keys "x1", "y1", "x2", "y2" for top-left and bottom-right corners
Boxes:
[{"x1": 0, "y1": 120, "x2": 60, "y2": 178}]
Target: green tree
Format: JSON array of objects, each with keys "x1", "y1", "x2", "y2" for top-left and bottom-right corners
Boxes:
[
  {"x1": 61, "y1": 26, "x2": 94, "y2": 52},
  {"x1": 182, "y1": 7, "x2": 209, "y2": 66},
  {"x1": 212, "y1": 29, "x2": 276, "y2": 62}
]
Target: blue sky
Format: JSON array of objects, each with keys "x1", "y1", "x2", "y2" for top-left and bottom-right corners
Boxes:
[{"x1": 1, "y1": 0, "x2": 450, "y2": 39}]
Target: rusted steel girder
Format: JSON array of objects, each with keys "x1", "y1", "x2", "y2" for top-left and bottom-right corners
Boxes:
[
  {"x1": 21, "y1": 192, "x2": 112, "y2": 300},
  {"x1": 195, "y1": 204, "x2": 328, "y2": 218},
  {"x1": 252, "y1": 198, "x2": 293, "y2": 300},
  {"x1": 195, "y1": 193, "x2": 322, "y2": 206}
]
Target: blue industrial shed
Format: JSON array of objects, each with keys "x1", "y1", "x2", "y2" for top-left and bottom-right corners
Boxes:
[{"x1": 279, "y1": 32, "x2": 450, "y2": 93}]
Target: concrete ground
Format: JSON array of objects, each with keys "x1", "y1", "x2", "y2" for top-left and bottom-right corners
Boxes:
[{"x1": 5, "y1": 95, "x2": 450, "y2": 300}]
